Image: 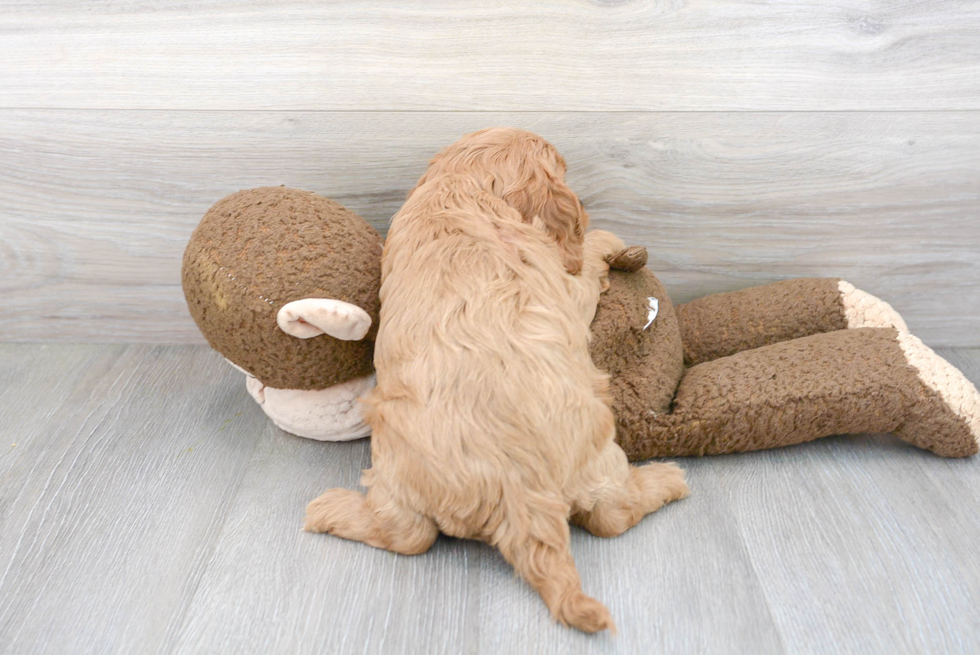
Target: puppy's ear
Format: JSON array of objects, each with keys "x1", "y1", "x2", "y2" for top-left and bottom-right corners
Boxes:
[
  {"x1": 407, "y1": 148, "x2": 451, "y2": 200},
  {"x1": 504, "y1": 176, "x2": 586, "y2": 275},
  {"x1": 406, "y1": 169, "x2": 430, "y2": 201}
]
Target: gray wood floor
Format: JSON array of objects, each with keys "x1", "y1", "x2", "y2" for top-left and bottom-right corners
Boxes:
[{"x1": 2, "y1": 344, "x2": 979, "y2": 655}]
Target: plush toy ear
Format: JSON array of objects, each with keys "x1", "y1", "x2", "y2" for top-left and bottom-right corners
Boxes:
[
  {"x1": 607, "y1": 246, "x2": 648, "y2": 273},
  {"x1": 276, "y1": 298, "x2": 372, "y2": 341}
]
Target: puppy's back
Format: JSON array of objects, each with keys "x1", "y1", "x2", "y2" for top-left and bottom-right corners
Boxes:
[{"x1": 366, "y1": 175, "x2": 609, "y2": 530}]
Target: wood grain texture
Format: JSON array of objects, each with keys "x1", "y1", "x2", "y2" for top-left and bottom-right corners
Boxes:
[
  {"x1": 473, "y1": 458, "x2": 785, "y2": 655},
  {"x1": 2, "y1": 1, "x2": 980, "y2": 111},
  {"x1": 0, "y1": 345, "x2": 266, "y2": 655},
  {"x1": 173, "y1": 449, "x2": 782, "y2": 654},
  {"x1": 714, "y1": 430, "x2": 980, "y2": 654},
  {"x1": 2, "y1": 110, "x2": 978, "y2": 346},
  {"x1": 170, "y1": 427, "x2": 482, "y2": 655},
  {"x1": 1, "y1": 345, "x2": 979, "y2": 654},
  {"x1": 929, "y1": 350, "x2": 980, "y2": 520}
]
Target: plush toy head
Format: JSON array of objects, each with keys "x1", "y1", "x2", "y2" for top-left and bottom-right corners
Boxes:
[
  {"x1": 590, "y1": 248, "x2": 685, "y2": 449},
  {"x1": 182, "y1": 187, "x2": 383, "y2": 440}
]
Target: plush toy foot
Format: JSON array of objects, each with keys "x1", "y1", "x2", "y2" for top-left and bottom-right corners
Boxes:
[
  {"x1": 893, "y1": 332, "x2": 980, "y2": 457},
  {"x1": 837, "y1": 280, "x2": 908, "y2": 331}
]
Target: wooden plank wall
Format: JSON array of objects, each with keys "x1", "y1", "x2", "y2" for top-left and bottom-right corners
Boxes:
[{"x1": 1, "y1": 2, "x2": 978, "y2": 345}]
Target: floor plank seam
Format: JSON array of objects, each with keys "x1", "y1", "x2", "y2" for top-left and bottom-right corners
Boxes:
[
  {"x1": 156, "y1": 428, "x2": 266, "y2": 655},
  {"x1": 707, "y1": 462, "x2": 790, "y2": 655}
]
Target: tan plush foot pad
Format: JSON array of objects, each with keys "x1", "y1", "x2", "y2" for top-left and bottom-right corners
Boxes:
[
  {"x1": 894, "y1": 332, "x2": 980, "y2": 457},
  {"x1": 837, "y1": 280, "x2": 908, "y2": 332}
]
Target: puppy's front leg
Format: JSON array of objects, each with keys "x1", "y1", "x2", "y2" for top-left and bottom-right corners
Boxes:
[
  {"x1": 583, "y1": 229, "x2": 626, "y2": 282},
  {"x1": 572, "y1": 230, "x2": 626, "y2": 324}
]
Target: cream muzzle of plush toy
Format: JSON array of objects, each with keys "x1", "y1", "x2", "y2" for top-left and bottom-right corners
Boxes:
[{"x1": 228, "y1": 298, "x2": 376, "y2": 442}]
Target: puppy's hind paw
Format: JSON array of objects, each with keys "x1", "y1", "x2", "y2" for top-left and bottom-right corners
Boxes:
[
  {"x1": 559, "y1": 591, "x2": 616, "y2": 634},
  {"x1": 629, "y1": 461, "x2": 690, "y2": 518},
  {"x1": 304, "y1": 488, "x2": 365, "y2": 534}
]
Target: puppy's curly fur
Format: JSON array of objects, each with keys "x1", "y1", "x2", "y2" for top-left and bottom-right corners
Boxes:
[{"x1": 305, "y1": 128, "x2": 688, "y2": 633}]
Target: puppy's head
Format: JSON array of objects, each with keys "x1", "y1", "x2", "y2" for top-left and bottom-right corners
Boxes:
[{"x1": 414, "y1": 127, "x2": 587, "y2": 274}]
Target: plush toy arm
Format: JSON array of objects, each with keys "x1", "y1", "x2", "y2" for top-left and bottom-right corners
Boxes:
[
  {"x1": 674, "y1": 278, "x2": 906, "y2": 366},
  {"x1": 615, "y1": 327, "x2": 980, "y2": 461}
]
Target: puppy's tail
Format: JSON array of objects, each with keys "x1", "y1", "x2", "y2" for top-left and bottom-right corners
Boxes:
[{"x1": 493, "y1": 492, "x2": 615, "y2": 634}]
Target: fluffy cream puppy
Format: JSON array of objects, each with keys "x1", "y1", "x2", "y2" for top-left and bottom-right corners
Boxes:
[{"x1": 305, "y1": 128, "x2": 688, "y2": 633}]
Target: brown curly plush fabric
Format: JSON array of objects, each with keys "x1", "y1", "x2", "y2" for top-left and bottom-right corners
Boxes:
[
  {"x1": 623, "y1": 328, "x2": 976, "y2": 459},
  {"x1": 676, "y1": 278, "x2": 848, "y2": 366},
  {"x1": 590, "y1": 268, "x2": 685, "y2": 435},
  {"x1": 594, "y1": 269, "x2": 978, "y2": 461},
  {"x1": 182, "y1": 187, "x2": 383, "y2": 390}
]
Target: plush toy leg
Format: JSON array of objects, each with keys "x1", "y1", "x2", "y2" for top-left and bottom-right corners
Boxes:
[
  {"x1": 617, "y1": 328, "x2": 980, "y2": 460},
  {"x1": 675, "y1": 278, "x2": 906, "y2": 366}
]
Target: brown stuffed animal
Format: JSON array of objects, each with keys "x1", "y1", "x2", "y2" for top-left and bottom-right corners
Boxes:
[
  {"x1": 592, "y1": 248, "x2": 980, "y2": 459},
  {"x1": 183, "y1": 187, "x2": 980, "y2": 459}
]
